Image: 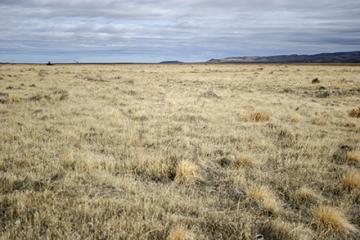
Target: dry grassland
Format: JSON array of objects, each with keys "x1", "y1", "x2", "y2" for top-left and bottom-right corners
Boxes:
[{"x1": 0, "y1": 63, "x2": 359, "y2": 239}]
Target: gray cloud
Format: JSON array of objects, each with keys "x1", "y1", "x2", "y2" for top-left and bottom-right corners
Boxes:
[{"x1": 0, "y1": 0, "x2": 359, "y2": 62}]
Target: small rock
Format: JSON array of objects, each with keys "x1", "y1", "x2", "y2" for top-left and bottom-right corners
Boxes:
[
  {"x1": 0, "y1": 92, "x2": 9, "y2": 104},
  {"x1": 200, "y1": 90, "x2": 221, "y2": 99},
  {"x1": 125, "y1": 80, "x2": 134, "y2": 84},
  {"x1": 316, "y1": 91, "x2": 330, "y2": 98},
  {"x1": 256, "y1": 234, "x2": 265, "y2": 240},
  {"x1": 340, "y1": 144, "x2": 352, "y2": 151},
  {"x1": 312, "y1": 78, "x2": 320, "y2": 84},
  {"x1": 349, "y1": 107, "x2": 360, "y2": 118},
  {"x1": 218, "y1": 157, "x2": 232, "y2": 167},
  {"x1": 232, "y1": 188, "x2": 246, "y2": 200},
  {"x1": 28, "y1": 94, "x2": 43, "y2": 101},
  {"x1": 333, "y1": 144, "x2": 352, "y2": 163},
  {"x1": 282, "y1": 88, "x2": 293, "y2": 93}
]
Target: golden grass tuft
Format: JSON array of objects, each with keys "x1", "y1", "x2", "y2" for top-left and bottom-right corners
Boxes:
[
  {"x1": 234, "y1": 155, "x2": 255, "y2": 168},
  {"x1": 313, "y1": 206, "x2": 357, "y2": 234},
  {"x1": 311, "y1": 116, "x2": 328, "y2": 126},
  {"x1": 168, "y1": 225, "x2": 195, "y2": 240},
  {"x1": 175, "y1": 161, "x2": 200, "y2": 184},
  {"x1": 248, "y1": 186, "x2": 281, "y2": 213},
  {"x1": 342, "y1": 171, "x2": 360, "y2": 190},
  {"x1": 248, "y1": 112, "x2": 271, "y2": 122},
  {"x1": 347, "y1": 151, "x2": 360, "y2": 164},
  {"x1": 291, "y1": 187, "x2": 321, "y2": 205},
  {"x1": 9, "y1": 95, "x2": 20, "y2": 103}
]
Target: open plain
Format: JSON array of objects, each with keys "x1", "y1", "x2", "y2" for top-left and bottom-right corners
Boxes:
[{"x1": 0, "y1": 64, "x2": 359, "y2": 239}]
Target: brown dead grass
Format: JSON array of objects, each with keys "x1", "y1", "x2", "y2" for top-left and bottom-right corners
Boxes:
[
  {"x1": 1, "y1": 64, "x2": 360, "y2": 239},
  {"x1": 291, "y1": 187, "x2": 321, "y2": 206},
  {"x1": 248, "y1": 186, "x2": 281, "y2": 214},
  {"x1": 248, "y1": 112, "x2": 271, "y2": 122},
  {"x1": 343, "y1": 171, "x2": 360, "y2": 190},
  {"x1": 347, "y1": 151, "x2": 360, "y2": 164},
  {"x1": 234, "y1": 155, "x2": 255, "y2": 168},
  {"x1": 168, "y1": 226, "x2": 196, "y2": 240},
  {"x1": 175, "y1": 161, "x2": 201, "y2": 184},
  {"x1": 313, "y1": 206, "x2": 357, "y2": 234}
]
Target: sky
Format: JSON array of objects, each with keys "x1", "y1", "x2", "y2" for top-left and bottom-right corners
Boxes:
[{"x1": 0, "y1": 0, "x2": 359, "y2": 63}]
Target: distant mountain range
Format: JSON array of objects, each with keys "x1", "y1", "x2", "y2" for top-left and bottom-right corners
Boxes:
[
  {"x1": 159, "y1": 61, "x2": 183, "y2": 64},
  {"x1": 207, "y1": 51, "x2": 360, "y2": 63}
]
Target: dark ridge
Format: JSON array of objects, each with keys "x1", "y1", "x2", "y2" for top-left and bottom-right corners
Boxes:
[
  {"x1": 159, "y1": 61, "x2": 184, "y2": 64},
  {"x1": 208, "y1": 51, "x2": 360, "y2": 63}
]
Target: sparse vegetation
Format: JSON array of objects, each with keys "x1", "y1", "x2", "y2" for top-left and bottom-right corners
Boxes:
[
  {"x1": 0, "y1": 64, "x2": 359, "y2": 239},
  {"x1": 313, "y1": 206, "x2": 357, "y2": 235},
  {"x1": 291, "y1": 187, "x2": 321, "y2": 206},
  {"x1": 175, "y1": 160, "x2": 201, "y2": 184},
  {"x1": 248, "y1": 111, "x2": 271, "y2": 122},
  {"x1": 347, "y1": 151, "x2": 360, "y2": 164},
  {"x1": 248, "y1": 185, "x2": 281, "y2": 214},
  {"x1": 234, "y1": 155, "x2": 255, "y2": 168},
  {"x1": 343, "y1": 171, "x2": 360, "y2": 190},
  {"x1": 168, "y1": 225, "x2": 196, "y2": 240}
]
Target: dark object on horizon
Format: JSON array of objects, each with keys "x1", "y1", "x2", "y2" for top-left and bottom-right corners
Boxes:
[
  {"x1": 208, "y1": 51, "x2": 360, "y2": 63},
  {"x1": 46, "y1": 61, "x2": 53, "y2": 66},
  {"x1": 159, "y1": 61, "x2": 183, "y2": 64}
]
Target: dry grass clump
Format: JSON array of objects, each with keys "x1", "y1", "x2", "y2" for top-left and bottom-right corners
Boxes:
[
  {"x1": 311, "y1": 116, "x2": 328, "y2": 126},
  {"x1": 342, "y1": 171, "x2": 360, "y2": 190},
  {"x1": 248, "y1": 112, "x2": 271, "y2": 122},
  {"x1": 291, "y1": 187, "x2": 321, "y2": 206},
  {"x1": 175, "y1": 161, "x2": 201, "y2": 184},
  {"x1": 9, "y1": 95, "x2": 20, "y2": 103},
  {"x1": 258, "y1": 220, "x2": 313, "y2": 240},
  {"x1": 168, "y1": 225, "x2": 196, "y2": 240},
  {"x1": 347, "y1": 151, "x2": 360, "y2": 164},
  {"x1": 125, "y1": 149, "x2": 178, "y2": 181},
  {"x1": 1, "y1": 64, "x2": 360, "y2": 239},
  {"x1": 349, "y1": 107, "x2": 360, "y2": 118},
  {"x1": 248, "y1": 186, "x2": 281, "y2": 214},
  {"x1": 233, "y1": 155, "x2": 255, "y2": 168},
  {"x1": 313, "y1": 206, "x2": 357, "y2": 234}
]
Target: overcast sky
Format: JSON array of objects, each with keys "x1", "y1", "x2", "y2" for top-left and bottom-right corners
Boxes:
[{"x1": 0, "y1": 0, "x2": 359, "y2": 63}]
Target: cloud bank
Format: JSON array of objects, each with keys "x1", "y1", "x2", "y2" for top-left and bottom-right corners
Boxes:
[{"x1": 0, "y1": 0, "x2": 359, "y2": 62}]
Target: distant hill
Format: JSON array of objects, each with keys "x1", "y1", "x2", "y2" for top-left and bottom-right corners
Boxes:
[
  {"x1": 208, "y1": 51, "x2": 360, "y2": 63},
  {"x1": 159, "y1": 61, "x2": 183, "y2": 64}
]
